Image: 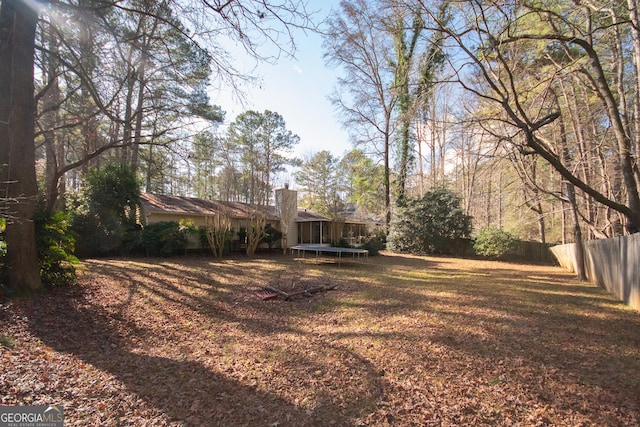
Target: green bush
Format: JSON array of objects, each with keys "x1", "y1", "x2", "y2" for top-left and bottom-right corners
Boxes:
[
  {"x1": 121, "y1": 223, "x2": 144, "y2": 255},
  {"x1": 473, "y1": 227, "x2": 516, "y2": 259},
  {"x1": 335, "y1": 238, "x2": 353, "y2": 248},
  {"x1": 34, "y1": 209, "x2": 78, "y2": 286},
  {"x1": 388, "y1": 188, "x2": 472, "y2": 254},
  {"x1": 71, "y1": 212, "x2": 124, "y2": 257},
  {"x1": 260, "y1": 224, "x2": 282, "y2": 250},
  {"x1": 72, "y1": 164, "x2": 140, "y2": 257},
  {"x1": 85, "y1": 164, "x2": 140, "y2": 224},
  {"x1": 237, "y1": 227, "x2": 247, "y2": 245},
  {"x1": 197, "y1": 226, "x2": 213, "y2": 253},
  {"x1": 142, "y1": 222, "x2": 188, "y2": 256},
  {"x1": 362, "y1": 228, "x2": 387, "y2": 256}
]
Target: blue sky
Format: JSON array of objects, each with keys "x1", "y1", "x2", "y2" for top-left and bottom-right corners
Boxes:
[{"x1": 211, "y1": 0, "x2": 352, "y2": 160}]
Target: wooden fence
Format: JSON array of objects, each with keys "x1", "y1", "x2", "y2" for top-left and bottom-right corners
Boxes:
[
  {"x1": 550, "y1": 233, "x2": 640, "y2": 311},
  {"x1": 509, "y1": 241, "x2": 556, "y2": 264}
]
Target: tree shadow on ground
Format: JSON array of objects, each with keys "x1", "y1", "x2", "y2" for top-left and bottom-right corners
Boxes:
[
  {"x1": 420, "y1": 266, "x2": 640, "y2": 421},
  {"x1": 23, "y1": 253, "x2": 640, "y2": 426},
  {"x1": 26, "y1": 279, "x2": 383, "y2": 425}
]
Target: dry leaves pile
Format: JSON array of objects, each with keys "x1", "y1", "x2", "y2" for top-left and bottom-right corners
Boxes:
[{"x1": 1, "y1": 252, "x2": 639, "y2": 426}]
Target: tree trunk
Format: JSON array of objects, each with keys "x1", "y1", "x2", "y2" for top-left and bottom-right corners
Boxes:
[
  {"x1": 565, "y1": 180, "x2": 587, "y2": 281},
  {"x1": 43, "y1": 21, "x2": 63, "y2": 212},
  {"x1": 627, "y1": 0, "x2": 640, "y2": 187},
  {"x1": 145, "y1": 144, "x2": 153, "y2": 192},
  {"x1": 131, "y1": 59, "x2": 146, "y2": 176},
  {"x1": 417, "y1": 122, "x2": 425, "y2": 197},
  {"x1": 485, "y1": 164, "x2": 493, "y2": 227},
  {"x1": 122, "y1": 70, "x2": 135, "y2": 165},
  {"x1": 497, "y1": 165, "x2": 503, "y2": 228},
  {"x1": 384, "y1": 124, "x2": 391, "y2": 230},
  {"x1": 131, "y1": 18, "x2": 159, "y2": 176},
  {"x1": 577, "y1": 39, "x2": 640, "y2": 233},
  {"x1": 536, "y1": 199, "x2": 546, "y2": 244},
  {"x1": 557, "y1": 107, "x2": 586, "y2": 280},
  {"x1": 0, "y1": 0, "x2": 42, "y2": 293},
  {"x1": 78, "y1": 1, "x2": 98, "y2": 173},
  {"x1": 391, "y1": 9, "x2": 421, "y2": 205}
]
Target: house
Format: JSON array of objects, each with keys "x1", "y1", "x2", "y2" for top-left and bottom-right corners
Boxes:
[{"x1": 138, "y1": 188, "x2": 370, "y2": 250}]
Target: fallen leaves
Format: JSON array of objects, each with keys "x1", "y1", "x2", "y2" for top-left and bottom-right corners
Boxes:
[{"x1": 1, "y1": 253, "x2": 639, "y2": 426}]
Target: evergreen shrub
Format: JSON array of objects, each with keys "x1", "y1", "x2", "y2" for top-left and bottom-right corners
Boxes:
[
  {"x1": 473, "y1": 226, "x2": 516, "y2": 259},
  {"x1": 142, "y1": 221, "x2": 188, "y2": 256},
  {"x1": 34, "y1": 209, "x2": 78, "y2": 286},
  {"x1": 388, "y1": 188, "x2": 472, "y2": 254}
]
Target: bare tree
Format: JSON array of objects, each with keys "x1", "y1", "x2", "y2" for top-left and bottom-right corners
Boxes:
[
  {"x1": 205, "y1": 209, "x2": 232, "y2": 258},
  {"x1": 245, "y1": 209, "x2": 266, "y2": 257},
  {"x1": 324, "y1": 0, "x2": 398, "y2": 228},
  {"x1": 418, "y1": 0, "x2": 640, "y2": 234}
]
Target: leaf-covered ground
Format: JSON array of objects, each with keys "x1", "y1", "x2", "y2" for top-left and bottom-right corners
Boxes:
[{"x1": 1, "y1": 252, "x2": 639, "y2": 426}]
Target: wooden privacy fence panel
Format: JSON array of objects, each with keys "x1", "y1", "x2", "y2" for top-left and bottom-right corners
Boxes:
[
  {"x1": 551, "y1": 234, "x2": 640, "y2": 311},
  {"x1": 510, "y1": 241, "x2": 556, "y2": 264},
  {"x1": 549, "y1": 243, "x2": 578, "y2": 271}
]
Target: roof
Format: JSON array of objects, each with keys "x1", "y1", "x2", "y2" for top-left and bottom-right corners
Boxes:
[
  {"x1": 140, "y1": 193, "x2": 369, "y2": 225},
  {"x1": 140, "y1": 193, "x2": 280, "y2": 221},
  {"x1": 296, "y1": 209, "x2": 331, "y2": 222}
]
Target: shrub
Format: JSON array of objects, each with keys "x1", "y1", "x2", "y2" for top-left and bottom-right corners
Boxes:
[
  {"x1": 335, "y1": 238, "x2": 353, "y2": 248},
  {"x1": 2, "y1": 210, "x2": 79, "y2": 290},
  {"x1": 142, "y1": 222, "x2": 188, "y2": 256},
  {"x1": 362, "y1": 228, "x2": 387, "y2": 256},
  {"x1": 198, "y1": 226, "x2": 210, "y2": 251},
  {"x1": 260, "y1": 223, "x2": 282, "y2": 250},
  {"x1": 237, "y1": 227, "x2": 247, "y2": 245},
  {"x1": 84, "y1": 164, "x2": 140, "y2": 225},
  {"x1": 388, "y1": 188, "x2": 472, "y2": 254},
  {"x1": 473, "y1": 227, "x2": 516, "y2": 259},
  {"x1": 72, "y1": 164, "x2": 140, "y2": 257},
  {"x1": 34, "y1": 209, "x2": 78, "y2": 286},
  {"x1": 121, "y1": 223, "x2": 144, "y2": 255},
  {"x1": 71, "y1": 212, "x2": 123, "y2": 257}
]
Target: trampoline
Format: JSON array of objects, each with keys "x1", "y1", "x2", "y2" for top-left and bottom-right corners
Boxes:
[{"x1": 290, "y1": 245, "x2": 369, "y2": 264}]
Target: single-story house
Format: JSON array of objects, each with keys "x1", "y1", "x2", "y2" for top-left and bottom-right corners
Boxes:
[{"x1": 138, "y1": 188, "x2": 370, "y2": 250}]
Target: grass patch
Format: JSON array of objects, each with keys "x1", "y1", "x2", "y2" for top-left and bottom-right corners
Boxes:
[{"x1": 0, "y1": 335, "x2": 15, "y2": 348}]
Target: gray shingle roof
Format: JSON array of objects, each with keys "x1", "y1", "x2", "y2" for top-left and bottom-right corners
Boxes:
[{"x1": 296, "y1": 209, "x2": 331, "y2": 222}]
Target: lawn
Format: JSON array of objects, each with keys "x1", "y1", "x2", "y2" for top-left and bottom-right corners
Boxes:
[{"x1": 1, "y1": 252, "x2": 639, "y2": 426}]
